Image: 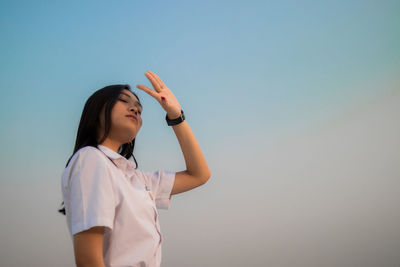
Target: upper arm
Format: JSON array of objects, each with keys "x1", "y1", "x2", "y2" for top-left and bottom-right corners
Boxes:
[
  {"x1": 73, "y1": 226, "x2": 105, "y2": 267},
  {"x1": 171, "y1": 170, "x2": 210, "y2": 195}
]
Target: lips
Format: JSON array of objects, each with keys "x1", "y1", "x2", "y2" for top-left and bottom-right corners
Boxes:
[{"x1": 126, "y1": 115, "x2": 138, "y2": 122}]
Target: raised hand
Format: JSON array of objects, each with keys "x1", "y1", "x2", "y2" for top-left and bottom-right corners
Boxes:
[{"x1": 136, "y1": 71, "x2": 182, "y2": 119}]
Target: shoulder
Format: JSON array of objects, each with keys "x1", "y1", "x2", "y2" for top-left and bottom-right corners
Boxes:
[
  {"x1": 62, "y1": 146, "x2": 113, "y2": 187},
  {"x1": 62, "y1": 146, "x2": 117, "y2": 194},
  {"x1": 65, "y1": 146, "x2": 107, "y2": 171}
]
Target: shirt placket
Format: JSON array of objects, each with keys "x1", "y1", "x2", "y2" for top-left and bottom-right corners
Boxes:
[
  {"x1": 114, "y1": 157, "x2": 163, "y2": 255},
  {"x1": 152, "y1": 205, "x2": 162, "y2": 247},
  {"x1": 144, "y1": 185, "x2": 163, "y2": 256}
]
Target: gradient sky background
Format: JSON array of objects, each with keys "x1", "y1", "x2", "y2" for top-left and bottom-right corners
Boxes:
[{"x1": 1, "y1": 0, "x2": 399, "y2": 266}]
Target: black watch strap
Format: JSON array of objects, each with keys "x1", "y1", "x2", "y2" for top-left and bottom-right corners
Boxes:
[{"x1": 166, "y1": 110, "x2": 185, "y2": 126}]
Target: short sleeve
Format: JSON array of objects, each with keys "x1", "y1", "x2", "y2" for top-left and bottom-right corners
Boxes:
[
  {"x1": 64, "y1": 147, "x2": 116, "y2": 235},
  {"x1": 141, "y1": 169, "x2": 176, "y2": 210}
]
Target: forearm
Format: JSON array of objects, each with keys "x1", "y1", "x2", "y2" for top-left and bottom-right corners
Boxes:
[{"x1": 171, "y1": 120, "x2": 211, "y2": 180}]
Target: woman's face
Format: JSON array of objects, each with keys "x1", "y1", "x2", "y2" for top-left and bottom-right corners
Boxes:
[{"x1": 99, "y1": 89, "x2": 143, "y2": 144}]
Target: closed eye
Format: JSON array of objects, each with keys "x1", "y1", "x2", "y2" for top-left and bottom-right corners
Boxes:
[{"x1": 119, "y1": 98, "x2": 142, "y2": 114}]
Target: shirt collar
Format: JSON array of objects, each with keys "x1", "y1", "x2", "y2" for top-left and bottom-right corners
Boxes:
[
  {"x1": 97, "y1": 144, "x2": 123, "y2": 160},
  {"x1": 97, "y1": 144, "x2": 137, "y2": 171}
]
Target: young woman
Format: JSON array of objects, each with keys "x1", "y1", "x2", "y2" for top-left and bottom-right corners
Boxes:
[{"x1": 59, "y1": 70, "x2": 211, "y2": 267}]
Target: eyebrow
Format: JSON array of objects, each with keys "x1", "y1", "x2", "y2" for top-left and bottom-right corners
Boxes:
[{"x1": 120, "y1": 92, "x2": 143, "y2": 109}]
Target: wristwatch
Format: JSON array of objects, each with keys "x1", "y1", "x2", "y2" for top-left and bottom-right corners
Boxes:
[{"x1": 166, "y1": 110, "x2": 185, "y2": 126}]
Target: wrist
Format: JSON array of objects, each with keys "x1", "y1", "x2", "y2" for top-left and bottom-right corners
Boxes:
[
  {"x1": 167, "y1": 111, "x2": 181, "y2": 120},
  {"x1": 166, "y1": 109, "x2": 185, "y2": 126}
]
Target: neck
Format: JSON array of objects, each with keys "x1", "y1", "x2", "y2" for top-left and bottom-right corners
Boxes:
[{"x1": 100, "y1": 138, "x2": 122, "y2": 152}]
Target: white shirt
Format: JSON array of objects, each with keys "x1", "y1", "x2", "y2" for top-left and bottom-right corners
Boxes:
[{"x1": 61, "y1": 145, "x2": 176, "y2": 267}]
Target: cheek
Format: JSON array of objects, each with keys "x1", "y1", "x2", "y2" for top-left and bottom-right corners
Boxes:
[{"x1": 110, "y1": 105, "x2": 126, "y2": 126}]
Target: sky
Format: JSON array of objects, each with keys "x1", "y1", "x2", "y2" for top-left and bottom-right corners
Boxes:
[{"x1": 0, "y1": 0, "x2": 399, "y2": 266}]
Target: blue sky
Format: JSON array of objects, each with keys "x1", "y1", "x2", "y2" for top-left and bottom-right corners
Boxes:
[
  {"x1": 0, "y1": 1, "x2": 399, "y2": 266},
  {"x1": 1, "y1": 0, "x2": 399, "y2": 169}
]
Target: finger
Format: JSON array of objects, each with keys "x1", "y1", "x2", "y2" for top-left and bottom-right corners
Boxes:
[
  {"x1": 148, "y1": 71, "x2": 166, "y2": 90},
  {"x1": 136, "y1": 85, "x2": 160, "y2": 100},
  {"x1": 145, "y1": 71, "x2": 162, "y2": 92},
  {"x1": 149, "y1": 71, "x2": 165, "y2": 88}
]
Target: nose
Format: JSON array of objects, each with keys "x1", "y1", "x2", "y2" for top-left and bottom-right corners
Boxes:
[{"x1": 130, "y1": 106, "x2": 139, "y2": 115}]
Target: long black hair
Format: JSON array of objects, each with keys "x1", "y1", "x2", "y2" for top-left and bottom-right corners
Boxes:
[{"x1": 58, "y1": 84, "x2": 141, "y2": 215}]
